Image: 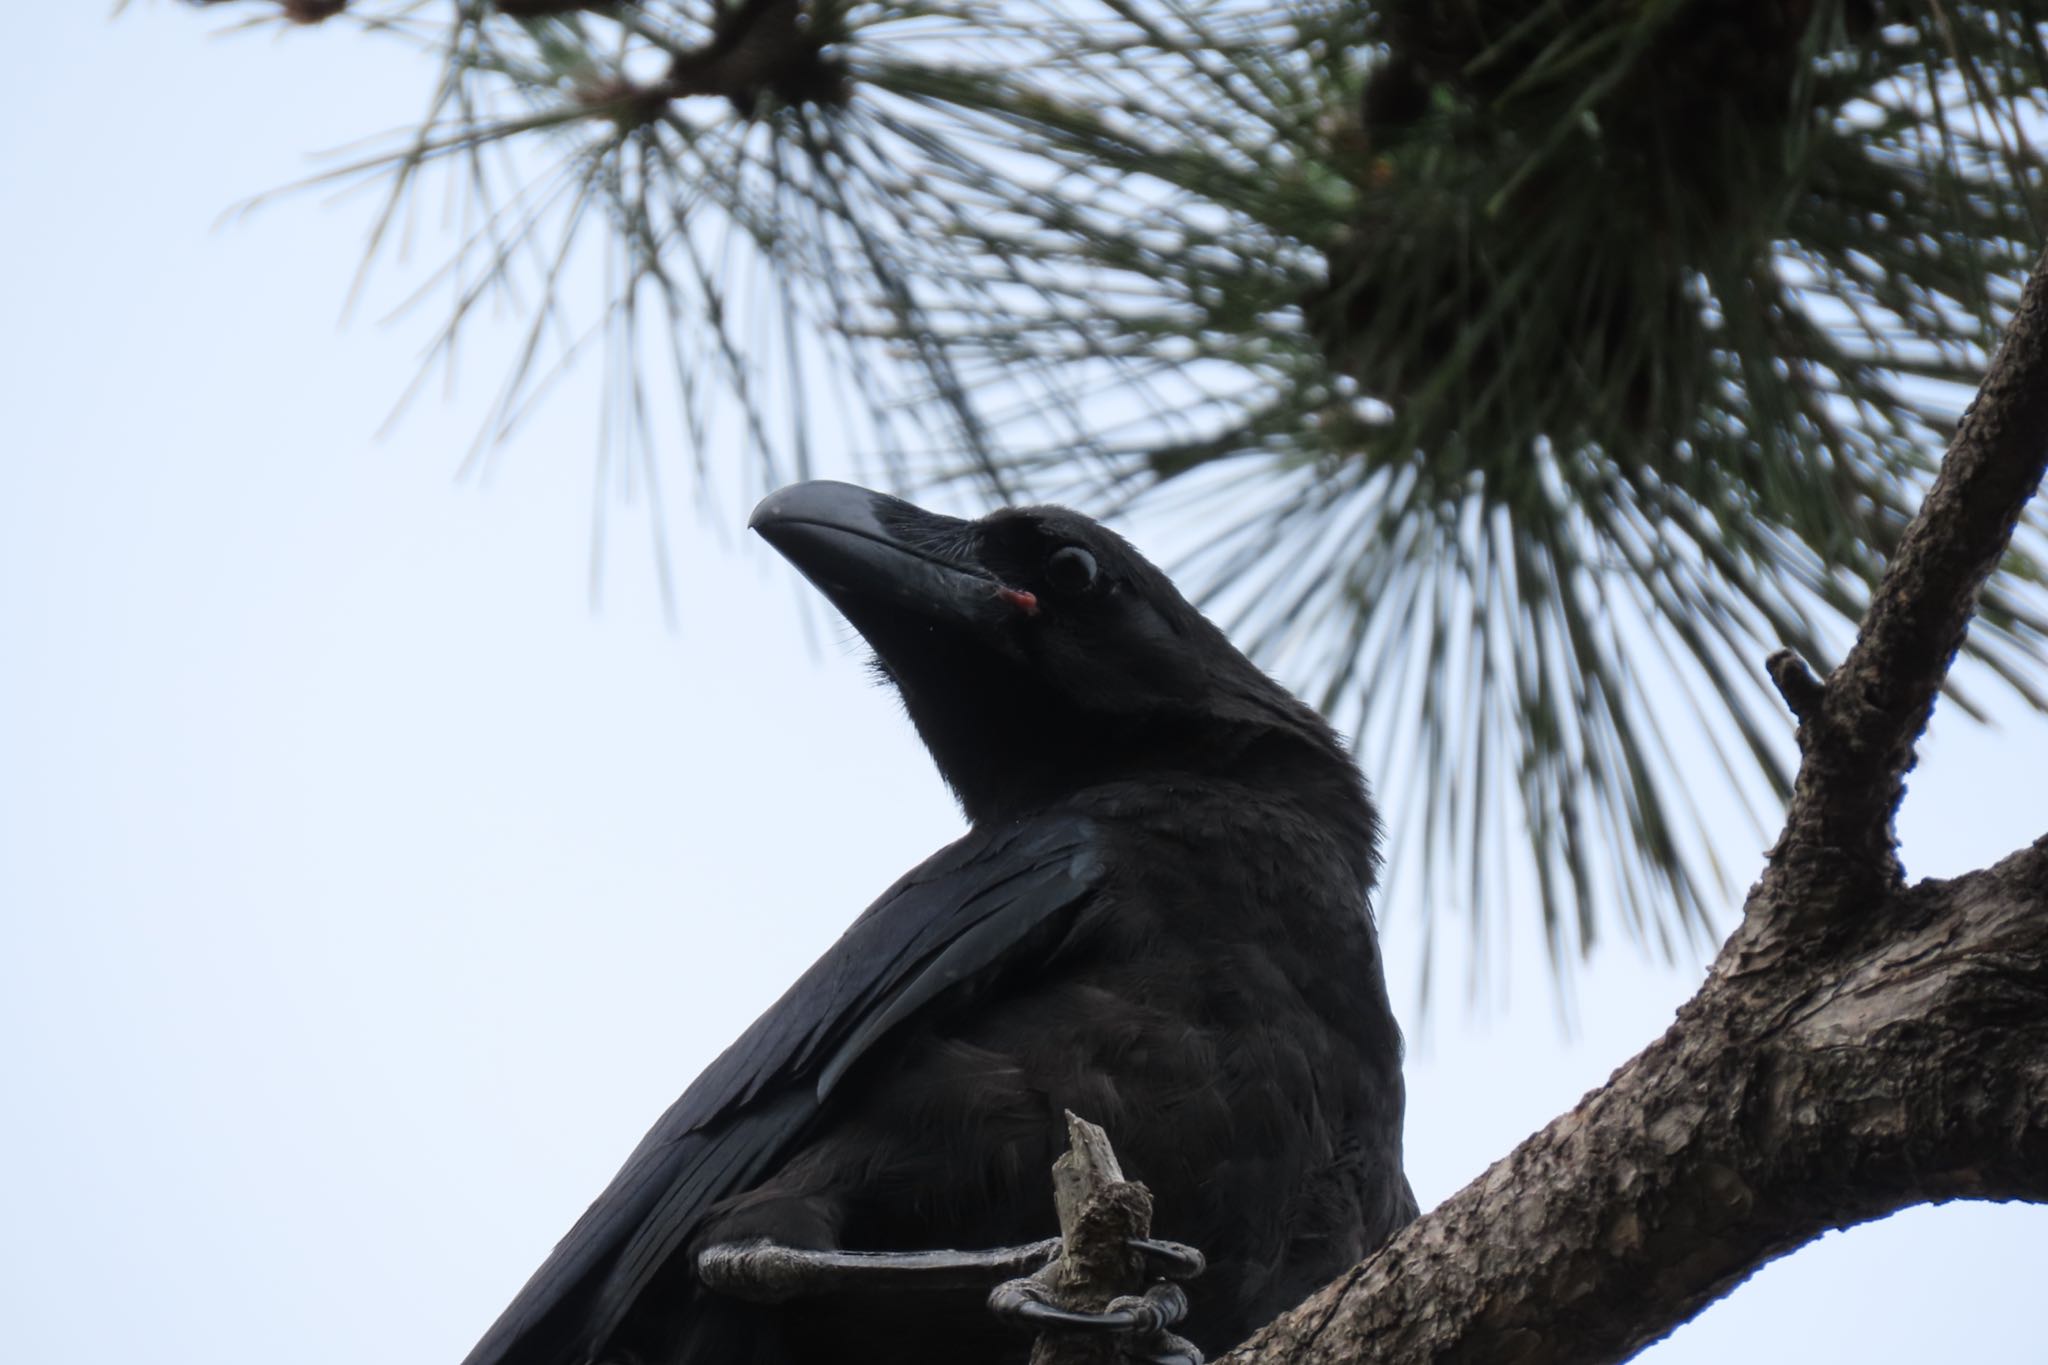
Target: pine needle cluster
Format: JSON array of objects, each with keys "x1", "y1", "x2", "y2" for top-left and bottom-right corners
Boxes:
[{"x1": 188, "y1": 0, "x2": 2048, "y2": 989}]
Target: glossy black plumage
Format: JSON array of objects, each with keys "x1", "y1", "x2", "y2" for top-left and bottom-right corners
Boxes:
[{"x1": 463, "y1": 482, "x2": 1414, "y2": 1365}]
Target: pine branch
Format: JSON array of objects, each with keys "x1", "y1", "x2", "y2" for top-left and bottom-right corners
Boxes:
[
  {"x1": 1209, "y1": 239, "x2": 2048, "y2": 1365},
  {"x1": 1759, "y1": 239, "x2": 2048, "y2": 918},
  {"x1": 168, "y1": 0, "x2": 2048, "y2": 987}
]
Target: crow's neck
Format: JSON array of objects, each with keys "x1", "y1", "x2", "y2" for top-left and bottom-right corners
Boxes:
[{"x1": 917, "y1": 705, "x2": 1376, "y2": 861}]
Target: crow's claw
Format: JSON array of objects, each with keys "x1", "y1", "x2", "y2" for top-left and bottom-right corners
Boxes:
[
  {"x1": 989, "y1": 1278, "x2": 1190, "y2": 1332},
  {"x1": 1112, "y1": 1282, "x2": 1190, "y2": 1332},
  {"x1": 989, "y1": 1278, "x2": 1203, "y2": 1363},
  {"x1": 1129, "y1": 1237, "x2": 1206, "y2": 1281}
]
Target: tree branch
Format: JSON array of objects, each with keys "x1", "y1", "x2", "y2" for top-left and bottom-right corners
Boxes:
[
  {"x1": 1222, "y1": 837, "x2": 2048, "y2": 1365},
  {"x1": 1212, "y1": 242, "x2": 2048, "y2": 1365},
  {"x1": 1760, "y1": 243, "x2": 2048, "y2": 916}
]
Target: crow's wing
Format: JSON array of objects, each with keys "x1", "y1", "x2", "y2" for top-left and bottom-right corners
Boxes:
[{"x1": 461, "y1": 814, "x2": 1108, "y2": 1365}]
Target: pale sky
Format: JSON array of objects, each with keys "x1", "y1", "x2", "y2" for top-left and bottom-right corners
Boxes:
[{"x1": 4, "y1": 9, "x2": 2047, "y2": 1365}]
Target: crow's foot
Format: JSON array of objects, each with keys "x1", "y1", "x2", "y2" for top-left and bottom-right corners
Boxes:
[
  {"x1": 1125, "y1": 1238, "x2": 1206, "y2": 1282},
  {"x1": 699, "y1": 1232, "x2": 1206, "y2": 1362},
  {"x1": 696, "y1": 1237, "x2": 1062, "y2": 1302},
  {"x1": 987, "y1": 1242, "x2": 1206, "y2": 1365},
  {"x1": 989, "y1": 1277, "x2": 1187, "y2": 1332}
]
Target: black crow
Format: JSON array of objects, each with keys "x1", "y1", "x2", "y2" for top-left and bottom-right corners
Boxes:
[{"x1": 461, "y1": 481, "x2": 1413, "y2": 1365}]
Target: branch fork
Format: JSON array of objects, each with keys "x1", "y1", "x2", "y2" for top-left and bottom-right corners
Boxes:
[{"x1": 1208, "y1": 243, "x2": 2048, "y2": 1365}]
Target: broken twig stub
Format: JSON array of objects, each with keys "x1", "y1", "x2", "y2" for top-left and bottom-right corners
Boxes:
[{"x1": 1033, "y1": 1112, "x2": 1154, "y2": 1364}]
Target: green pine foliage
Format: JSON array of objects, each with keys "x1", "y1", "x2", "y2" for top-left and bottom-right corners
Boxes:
[{"x1": 194, "y1": 0, "x2": 2048, "y2": 989}]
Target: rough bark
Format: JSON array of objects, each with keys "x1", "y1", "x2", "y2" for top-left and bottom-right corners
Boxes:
[
  {"x1": 1209, "y1": 243, "x2": 2048, "y2": 1365},
  {"x1": 1224, "y1": 841, "x2": 2048, "y2": 1365}
]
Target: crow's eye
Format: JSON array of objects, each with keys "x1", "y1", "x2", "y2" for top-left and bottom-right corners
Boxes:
[{"x1": 1045, "y1": 545, "x2": 1099, "y2": 595}]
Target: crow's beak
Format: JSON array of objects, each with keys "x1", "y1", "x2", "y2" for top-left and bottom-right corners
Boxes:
[{"x1": 751, "y1": 481, "x2": 1025, "y2": 632}]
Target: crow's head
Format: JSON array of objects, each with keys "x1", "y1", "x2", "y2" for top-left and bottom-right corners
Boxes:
[{"x1": 752, "y1": 481, "x2": 1371, "y2": 837}]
